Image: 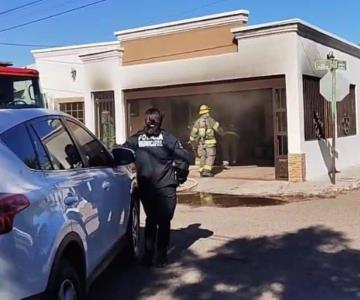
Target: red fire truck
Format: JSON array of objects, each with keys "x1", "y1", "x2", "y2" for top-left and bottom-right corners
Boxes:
[{"x1": 0, "y1": 62, "x2": 45, "y2": 108}]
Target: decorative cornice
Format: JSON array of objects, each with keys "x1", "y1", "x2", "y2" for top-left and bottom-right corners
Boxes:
[
  {"x1": 32, "y1": 41, "x2": 121, "y2": 56},
  {"x1": 115, "y1": 9, "x2": 249, "y2": 42},
  {"x1": 79, "y1": 49, "x2": 123, "y2": 63},
  {"x1": 232, "y1": 19, "x2": 360, "y2": 59}
]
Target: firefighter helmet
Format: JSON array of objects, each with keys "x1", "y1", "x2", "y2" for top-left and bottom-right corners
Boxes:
[{"x1": 199, "y1": 104, "x2": 210, "y2": 115}]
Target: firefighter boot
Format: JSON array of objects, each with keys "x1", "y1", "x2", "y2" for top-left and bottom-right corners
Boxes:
[{"x1": 201, "y1": 170, "x2": 214, "y2": 177}]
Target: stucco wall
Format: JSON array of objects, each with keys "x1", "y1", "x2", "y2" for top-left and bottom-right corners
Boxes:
[
  {"x1": 80, "y1": 54, "x2": 124, "y2": 136},
  {"x1": 33, "y1": 42, "x2": 120, "y2": 133},
  {"x1": 297, "y1": 36, "x2": 360, "y2": 180},
  {"x1": 121, "y1": 22, "x2": 244, "y2": 65},
  {"x1": 34, "y1": 52, "x2": 85, "y2": 107},
  {"x1": 120, "y1": 33, "x2": 297, "y2": 89},
  {"x1": 120, "y1": 31, "x2": 360, "y2": 180},
  {"x1": 32, "y1": 27, "x2": 360, "y2": 181},
  {"x1": 33, "y1": 42, "x2": 119, "y2": 101},
  {"x1": 120, "y1": 32, "x2": 302, "y2": 155}
]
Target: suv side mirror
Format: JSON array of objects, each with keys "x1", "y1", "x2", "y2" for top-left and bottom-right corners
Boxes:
[{"x1": 112, "y1": 147, "x2": 135, "y2": 166}]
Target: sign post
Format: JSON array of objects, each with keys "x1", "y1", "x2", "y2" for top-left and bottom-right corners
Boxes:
[
  {"x1": 331, "y1": 58, "x2": 337, "y2": 185},
  {"x1": 315, "y1": 52, "x2": 348, "y2": 184}
]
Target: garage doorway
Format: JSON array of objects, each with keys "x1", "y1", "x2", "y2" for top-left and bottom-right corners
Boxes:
[{"x1": 125, "y1": 76, "x2": 288, "y2": 180}]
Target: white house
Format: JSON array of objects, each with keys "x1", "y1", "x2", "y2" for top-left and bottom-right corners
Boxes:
[{"x1": 32, "y1": 9, "x2": 360, "y2": 182}]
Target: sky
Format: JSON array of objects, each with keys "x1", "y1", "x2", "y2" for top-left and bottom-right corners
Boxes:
[{"x1": 0, "y1": 0, "x2": 359, "y2": 66}]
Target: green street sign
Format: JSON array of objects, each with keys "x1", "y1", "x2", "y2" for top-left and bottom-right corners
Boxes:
[
  {"x1": 315, "y1": 59, "x2": 347, "y2": 71},
  {"x1": 337, "y1": 60, "x2": 347, "y2": 71},
  {"x1": 315, "y1": 59, "x2": 331, "y2": 70}
]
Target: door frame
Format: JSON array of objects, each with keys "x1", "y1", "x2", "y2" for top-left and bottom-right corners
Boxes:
[
  {"x1": 124, "y1": 76, "x2": 288, "y2": 180},
  {"x1": 272, "y1": 88, "x2": 289, "y2": 180},
  {"x1": 93, "y1": 91, "x2": 115, "y2": 145}
]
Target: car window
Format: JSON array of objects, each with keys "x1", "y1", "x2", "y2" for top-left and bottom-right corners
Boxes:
[
  {"x1": 28, "y1": 126, "x2": 52, "y2": 171},
  {"x1": 66, "y1": 120, "x2": 113, "y2": 168},
  {"x1": 32, "y1": 118, "x2": 84, "y2": 170},
  {"x1": 1, "y1": 123, "x2": 40, "y2": 170}
]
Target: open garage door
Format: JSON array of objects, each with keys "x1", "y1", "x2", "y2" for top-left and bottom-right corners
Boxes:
[{"x1": 124, "y1": 76, "x2": 288, "y2": 180}]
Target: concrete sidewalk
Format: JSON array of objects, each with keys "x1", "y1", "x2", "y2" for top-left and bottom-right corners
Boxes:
[{"x1": 181, "y1": 165, "x2": 360, "y2": 199}]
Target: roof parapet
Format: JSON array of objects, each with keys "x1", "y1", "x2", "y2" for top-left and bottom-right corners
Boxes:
[{"x1": 115, "y1": 9, "x2": 249, "y2": 42}]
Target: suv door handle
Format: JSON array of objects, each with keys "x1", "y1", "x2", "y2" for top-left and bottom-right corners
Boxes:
[
  {"x1": 102, "y1": 181, "x2": 111, "y2": 191},
  {"x1": 64, "y1": 194, "x2": 79, "y2": 206}
]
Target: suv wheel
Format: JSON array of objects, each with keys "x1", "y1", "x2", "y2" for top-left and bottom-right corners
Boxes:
[
  {"x1": 123, "y1": 197, "x2": 140, "y2": 262},
  {"x1": 47, "y1": 258, "x2": 84, "y2": 300}
]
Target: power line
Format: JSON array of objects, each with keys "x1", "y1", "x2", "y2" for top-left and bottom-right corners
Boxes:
[
  {"x1": 0, "y1": 0, "x2": 85, "y2": 20},
  {"x1": 1, "y1": 0, "x2": 234, "y2": 52},
  {"x1": 0, "y1": 0, "x2": 107, "y2": 34},
  {"x1": 0, "y1": 42, "x2": 61, "y2": 48},
  {"x1": 0, "y1": 0, "x2": 44, "y2": 16}
]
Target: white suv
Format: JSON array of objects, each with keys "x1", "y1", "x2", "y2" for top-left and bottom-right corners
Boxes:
[{"x1": 0, "y1": 109, "x2": 140, "y2": 300}]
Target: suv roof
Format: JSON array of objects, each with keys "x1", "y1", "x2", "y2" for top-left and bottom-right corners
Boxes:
[{"x1": 0, "y1": 109, "x2": 66, "y2": 134}]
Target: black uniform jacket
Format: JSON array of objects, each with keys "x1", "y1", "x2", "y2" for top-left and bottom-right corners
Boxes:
[{"x1": 124, "y1": 129, "x2": 191, "y2": 190}]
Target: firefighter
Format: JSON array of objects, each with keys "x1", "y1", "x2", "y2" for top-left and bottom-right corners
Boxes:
[
  {"x1": 189, "y1": 104, "x2": 223, "y2": 177},
  {"x1": 222, "y1": 123, "x2": 240, "y2": 168},
  {"x1": 124, "y1": 108, "x2": 191, "y2": 267}
]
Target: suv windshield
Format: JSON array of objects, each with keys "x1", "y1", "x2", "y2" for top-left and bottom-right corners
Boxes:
[{"x1": 0, "y1": 75, "x2": 44, "y2": 108}]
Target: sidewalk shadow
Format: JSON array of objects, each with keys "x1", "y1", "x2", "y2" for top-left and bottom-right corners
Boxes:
[
  {"x1": 169, "y1": 223, "x2": 214, "y2": 259},
  {"x1": 90, "y1": 225, "x2": 360, "y2": 300},
  {"x1": 89, "y1": 223, "x2": 214, "y2": 299},
  {"x1": 173, "y1": 226, "x2": 360, "y2": 300},
  {"x1": 318, "y1": 139, "x2": 339, "y2": 183}
]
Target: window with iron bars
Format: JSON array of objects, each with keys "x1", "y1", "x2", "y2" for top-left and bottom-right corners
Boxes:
[
  {"x1": 59, "y1": 102, "x2": 84, "y2": 123},
  {"x1": 303, "y1": 76, "x2": 356, "y2": 140}
]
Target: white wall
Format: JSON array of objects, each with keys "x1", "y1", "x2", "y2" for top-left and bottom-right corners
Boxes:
[
  {"x1": 33, "y1": 31, "x2": 360, "y2": 181},
  {"x1": 34, "y1": 52, "x2": 85, "y2": 108},
  {"x1": 33, "y1": 42, "x2": 120, "y2": 133},
  {"x1": 80, "y1": 54, "x2": 126, "y2": 141},
  {"x1": 297, "y1": 36, "x2": 360, "y2": 180},
  {"x1": 120, "y1": 33, "x2": 296, "y2": 88},
  {"x1": 120, "y1": 32, "x2": 360, "y2": 180},
  {"x1": 120, "y1": 32, "x2": 303, "y2": 153}
]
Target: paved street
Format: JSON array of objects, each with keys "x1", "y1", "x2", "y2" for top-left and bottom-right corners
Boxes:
[{"x1": 90, "y1": 191, "x2": 360, "y2": 300}]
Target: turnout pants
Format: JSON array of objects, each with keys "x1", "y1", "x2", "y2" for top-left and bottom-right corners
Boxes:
[
  {"x1": 140, "y1": 186, "x2": 177, "y2": 255},
  {"x1": 198, "y1": 143, "x2": 216, "y2": 172}
]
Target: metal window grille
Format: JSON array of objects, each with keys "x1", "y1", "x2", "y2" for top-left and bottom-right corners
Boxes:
[
  {"x1": 59, "y1": 102, "x2": 85, "y2": 123},
  {"x1": 303, "y1": 76, "x2": 356, "y2": 140},
  {"x1": 337, "y1": 85, "x2": 356, "y2": 137},
  {"x1": 303, "y1": 76, "x2": 332, "y2": 140}
]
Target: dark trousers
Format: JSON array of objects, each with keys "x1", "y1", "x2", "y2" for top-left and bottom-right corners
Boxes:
[
  {"x1": 140, "y1": 186, "x2": 177, "y2": 255},
  {"x1": 222, "y1": 136, "x2": 239, "y2": 165}
]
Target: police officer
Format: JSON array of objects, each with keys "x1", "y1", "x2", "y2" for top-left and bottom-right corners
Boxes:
[
  {"x1": 189, "y1": 104, "x2": 223, "y2": 177},
  {"x1": 125, "y1": 108, "x2": 191, "y2": 267}
]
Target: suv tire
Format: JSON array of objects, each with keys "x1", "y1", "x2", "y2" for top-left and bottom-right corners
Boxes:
[
  {"x1": 123, "y1": 196, "x2": 140, "y2": 263},
  {"x1": 47, "y1": 258, "x2": 84, "y2": 300}
]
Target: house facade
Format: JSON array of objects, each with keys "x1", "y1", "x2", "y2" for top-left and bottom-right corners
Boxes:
[{"x1": 32, "y1": 9, "x2": 360, "y2": 182}]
